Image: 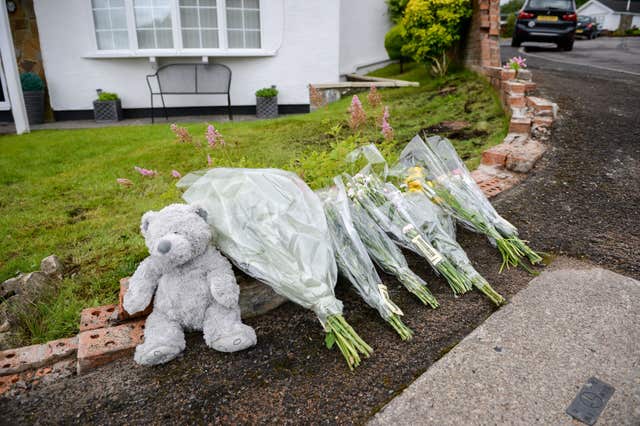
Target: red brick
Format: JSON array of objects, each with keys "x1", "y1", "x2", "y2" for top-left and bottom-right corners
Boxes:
[
  {"x1": 524, "y1": 81, "x2": 537, "y2": 94},
  {"x1": 505, "y1": 140, "x2": 546, "y2": 173},
  {"x1": 503, "y1": 80, "x2": 526, "y2": 95},
  {"x1": 0, "y1": 336, "x2": 78, "y2": 375},
  {"x1": 481, "y1": 144, "x2": 510, "y2": 167},
  {"x1": 509, "y1": 117, "x2": 531, "y2": 134},
  {"x1": 0, "y1": 374, "x2": 20, "y2": 395},
  {"x1": 500, "y1": 68, "x2": 517, "y2": 81},
  {"x1": 507, "y1": 95, "x2": 526, "y2": 108},
  {"x1": 80, "y1": 304, "x2": 117, "y2": 332},
  {"x1": 77, "y1": 319, "x2": 145, "y2": 375},
  {"x1": 479, "y1": 0, "x2": 490, "y2": 10},
  {"x1": 118, "y1": 278, "x2": 154, "y2": 321},
  {"x1": 489, "y1": 23, "x2": 500, "y2": 36},
  {"x1": 527, "y1": 96, "x2": 554, "y2": 112},
  {"x1": 533, "y1": 116, "x2": 554, "y2": 127}
]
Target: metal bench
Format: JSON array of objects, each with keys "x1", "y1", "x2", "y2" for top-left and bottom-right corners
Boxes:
[{"x1": 146, "y1": 63, "x2": 232, "y2": 123}]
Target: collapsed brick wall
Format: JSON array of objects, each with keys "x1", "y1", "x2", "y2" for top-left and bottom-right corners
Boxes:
[{"x1": 462, "y1": 0, "x2": 501, "y2": 70}]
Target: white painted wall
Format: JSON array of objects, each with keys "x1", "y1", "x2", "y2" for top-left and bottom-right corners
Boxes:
[
  {"x1": 34, "y1": 0, "x2": 341, "y2": 111},
  {"x1": 578, "y1": 2, "x2": 621, "y2": 30},
  {"x1": 339, "y1": 0, "x2": 392, "y2": 75},
  {"x1": 632, "y1": 15, "x2": 640, "y2": 27}
]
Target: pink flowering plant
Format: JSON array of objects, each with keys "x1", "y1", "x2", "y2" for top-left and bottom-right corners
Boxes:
[
  {"x1": 380, "y1": 106, "x2": 394, "y2": 141},
  {"x1": 134, "y1": 166, "x2": 158, "y2": 177},
  {"x1": 367, "y1": 85, "x2": 382, "y2": 108},
  {"x1": 205, "y1": 124, "x2": 226, "y2": 148},
  {"x1": 348, "y1": 95, "x2": 367, "y2": 130},
  {"x1": 505, "y1": 56, "x2": 527, "y2": 78},
  {"x1": 170, "y1": 123, "x2": 193, "y2": 144}
]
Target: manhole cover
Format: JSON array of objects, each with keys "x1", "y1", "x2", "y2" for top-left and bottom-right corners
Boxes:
[{"x1": 566, "y1": 377, "x2": 615, "y2": 425}]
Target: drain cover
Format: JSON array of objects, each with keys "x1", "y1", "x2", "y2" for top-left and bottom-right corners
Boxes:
[{"x1": 566, "y1": 377, "x2": 615, "y2": 425}]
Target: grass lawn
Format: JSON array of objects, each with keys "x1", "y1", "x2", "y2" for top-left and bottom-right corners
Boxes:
[{"x1": 0, "y1": 64, "x2": 507, "y2": 345}]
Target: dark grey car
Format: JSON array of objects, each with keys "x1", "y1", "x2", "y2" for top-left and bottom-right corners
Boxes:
[{"x1": 512, "y1": 0, "x2": 577, "y2": 51}]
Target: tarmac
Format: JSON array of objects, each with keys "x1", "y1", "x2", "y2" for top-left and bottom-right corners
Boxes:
[{"x1": 370, "y1": 257, "x2": 640, "y2": 425}]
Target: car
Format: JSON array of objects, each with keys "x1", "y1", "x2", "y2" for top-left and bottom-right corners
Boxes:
[
  {"x1": 576, "y1": 16, "x2": 599, "y2": 39},
  {"x1": 511, "y1": 0, "x2": 577, "y2": 51}
]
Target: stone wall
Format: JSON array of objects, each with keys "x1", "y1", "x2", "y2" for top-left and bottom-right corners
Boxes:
[
  {"x1": 8, "y1": 0, "x2": 44, "y2": 79},
  {"x1": 462, "y1": 0, "x2": 501, "y2": 70}
]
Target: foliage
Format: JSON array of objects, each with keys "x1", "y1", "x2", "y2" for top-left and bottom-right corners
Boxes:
[
  {"x1": 500, "y1": 0, "x2": 524, "y2": 15},
  {"x1": 20, "y1": 73, "x2": 44, "y2": 92},
  {"x1": 387, "y1": 0, "x2": 410, "y2": 23},
  {"x1": 430, "y1": 52, "x2": 449, "y2": 77},
  {"x1": 401, "y1": 0, "x2": 472, "y2": 67},
  {"x1": 0, "y1": 66, "x2": 507, "y2": 344},
  {"x1": 97, "y1": 92, "x2": 119, "y2": 101},
  {"x1": 502, "y1": 13, "x2": 517, "y2": 38},
  {"x1": 385, "y1": 24, "x2": 411, "y2": 67},
  {"x1": 255, "y1": 87, "x2": 278, "y2": 98}
]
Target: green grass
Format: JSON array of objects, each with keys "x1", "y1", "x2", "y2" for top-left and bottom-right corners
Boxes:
[{"x1": 0, "y1": 64, "x2": 507, "y2": 345}]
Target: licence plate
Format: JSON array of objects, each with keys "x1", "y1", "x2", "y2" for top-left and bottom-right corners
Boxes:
[
  {"x1": 576, "y1": 29, "x2": 583, "y2": 33},
  {"x1": 537, "y1": 15, "x2": 558, "y2": 22}
]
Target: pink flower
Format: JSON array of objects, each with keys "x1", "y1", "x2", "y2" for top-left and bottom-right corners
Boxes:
[
  {"x1": 205, "y1": 124, "x2": 225, "y2": 148},
  {"x1": 348, "y1": 95, "x2": 366, "y2": 130},
  {"x1": 171, "y1": 170, "x2": 182, "y2": 179},
  {"x1": 367, "y1": 85, "x2": 382, "y2": 108},
  {"x1": 506, "y1": 56, "x2": 527, "y2": 71},
  {"x1": 170, "y1": 123, "x2": 192, "y2": 143},
  {"x1": 134, "y1": 166, "x2": 157, "y2": 177},
  {"x1": 381, "y1": 106, "x2": 394, "y2": 140},
  {"x1": 309, "y1": 84, "x2": 324, "y2": 108},
  {"x1": 207, "y1": 153, "x2": 213, "y2": 167},
  {"x1": 116, "y1": 178, "x2": 133, "y2": 187}
]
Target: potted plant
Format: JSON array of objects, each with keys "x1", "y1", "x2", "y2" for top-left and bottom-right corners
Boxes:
[
  {"x1": 20, "y1": 72, "x2": 45, "y2": 124},
  {"x1": 93, "y1": 89, "x2": 123, "y2": 122},
  {"x1": 255, "y1": 86, "x2": 278, "y2": 119}
]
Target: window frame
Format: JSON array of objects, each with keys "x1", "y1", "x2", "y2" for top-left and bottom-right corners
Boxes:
[{"x1": 88, "y1": 0, "x2": 267, "y2": 57}]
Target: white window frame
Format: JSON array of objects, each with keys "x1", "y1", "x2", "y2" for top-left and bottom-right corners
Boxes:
[{"x1": 87, "y1": 0, "x2": 270, "y2": 58}]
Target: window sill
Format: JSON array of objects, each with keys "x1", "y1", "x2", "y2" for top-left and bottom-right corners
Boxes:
[{"x1": 83, "y1": 49, "x2": 277, "y2": 59}]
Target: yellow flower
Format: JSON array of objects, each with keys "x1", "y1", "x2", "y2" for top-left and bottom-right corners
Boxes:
[
  {"x1": 406, "y1": 179, "x2": 423, "y2": 192},
  {"x1": 426, "y1": 180, "x2": 435, "y2": 188},
  {"x1": 408, "y1": 166, "x2": 425, "y2": 178}
]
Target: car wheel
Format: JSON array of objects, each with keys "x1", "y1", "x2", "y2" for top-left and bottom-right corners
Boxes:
[
  {"x1": 564, "y1": 40, "x2": 574, "y2": 51},
  {"x1": 511, "y1": 37, "x2": 522, "y2": 47}
]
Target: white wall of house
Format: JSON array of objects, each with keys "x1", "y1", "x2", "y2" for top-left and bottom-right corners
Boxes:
[
  {"x1": 633, "y1": 15, "x2": 640, "y2": 27},
  {"x1": 578, "y1": 2, "x2": 621, "y2": 30},
  {"x1": 34, "y1": 0, "x2": 341, "y2": 112},
  {"x1": 339, "y1": 0, "x2": 392, "y2": 76}
]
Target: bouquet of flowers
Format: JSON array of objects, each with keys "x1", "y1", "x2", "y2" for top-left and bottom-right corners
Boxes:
[
  {"x1": 347, "y1": 191, "x2": 439, "y2": 309},
  {"x1": 395, "y1": 135, "x2": 542, "y2": 271},
  {"x1": 402, "y1": 190, "x2": 505, "y2": 305},
  {"x1": 178, "y1": 168, "x2": 372, "y2": 369},
  {"x1": 344, "y1": 170, "x2": 470, "y2": 295},
  {"x1": 320, "y1": 178, "x2": 413, "y2": 340}
]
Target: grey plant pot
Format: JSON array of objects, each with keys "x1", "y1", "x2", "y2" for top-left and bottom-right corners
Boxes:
[
  {"x1": 23, "y1": 90, "x2": 45, "y2": 124},
  {"x1": 93, "y1": 99, "x2": 123, "y2": 122},
  {"x1": 256, "y1": 95, "x2": 278, "y2": 119}
]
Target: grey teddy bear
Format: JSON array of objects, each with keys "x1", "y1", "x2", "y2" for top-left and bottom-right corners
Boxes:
[{"x1": 123, "y1": 203, "x2": 257, "y2": 366}]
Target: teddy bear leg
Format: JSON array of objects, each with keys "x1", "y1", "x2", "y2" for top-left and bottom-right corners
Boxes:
[
  {"x1": 202, "y1": 304, "x2": 257, "y2": 353},
  {"x1": 134, "y1": 311, "x2": 186, "y2": 366}
]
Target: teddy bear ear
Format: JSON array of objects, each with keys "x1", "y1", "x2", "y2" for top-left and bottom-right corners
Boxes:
[
  {"x1": 140, "y1": 211, "x2": 156, "y2": 236},
  {"x1": 193, "y1": 205, "x2": 208, "y2": 222}
]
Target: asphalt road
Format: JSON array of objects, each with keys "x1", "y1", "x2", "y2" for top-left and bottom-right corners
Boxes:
[{"x1": 0, "y1": 39, "x2": 638, "y2": 425}]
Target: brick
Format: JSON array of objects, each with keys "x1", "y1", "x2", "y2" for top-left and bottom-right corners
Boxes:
[
  {"x1": 478, "y1": 177, "x2": 505, "y2": 198},
  {"x1": 533, "y1": 116, "x2": 554, "y2": 127},
  {"x1": 77, "y1": 319, "x2": 145, "y2": 375},
  {"x1": 0, "y1": 336, "x2": 78, "y2": 375},
  {"x1": 509, "y1": 117, "x2": 531, "y2": 134},
  {"x1": 503, "y1": 80, "x2": 526, "y2": 95},
  {"x1": 489, "y1": 23, "x2": 500, "y2": 36},
  {"x1": 507, "y1": 95, "x2": 526, "y2": 108},
  {"x1": 479, "y1": 0, "x2": 490, "y2": 10},
  {"x1": 524, "y1": 81, "x2": 537, "y2": 94},
  {"x1": 118, "y1": 278, "x2": 154, "y2": 321},
  {"x1": 505, "y1": 140, "x2": 546, "y2": 173},
  {"x1": 500, "y1": 68, "x2": 517, "y2": 81},
  {"x1": 80, "y1": 304, "x2": 117, "y2": 332},
  {"x1": 0, "y1": 374, "x2": 20, "y2": 395},
  {"x1": 527, "y1": 96, "x2": 554, "y2": 112},
  {"x1": 481, "y1": 144, "x2": 510, "y2": 167},
  {"x1": 516, "y1": 69, "x2": 532, "y2": 81}
]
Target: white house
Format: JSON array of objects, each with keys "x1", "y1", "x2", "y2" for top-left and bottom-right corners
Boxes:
[
  {"x1": 577, "y1": 0, "x2": 640, "y2": 30},
  {"x1": 1, "y1": 0, "x2": 392, "y2": 128}
]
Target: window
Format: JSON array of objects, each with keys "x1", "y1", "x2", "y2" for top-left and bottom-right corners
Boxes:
[
  {"x1": 92, "y1": 0, "x2": 129, "y2": 50},
  {"x1": 179, "y1": 0, "x2": 219, "y2": 48},
  {"x1": 134, "y1": 0, "x2": 174, "y2": 48},
  {"x1": 92, "y1": 0, "x2": 261, "y2": 51},
  {"x1": 226, "y1": 0, "x2": 260, "y2": 48}
]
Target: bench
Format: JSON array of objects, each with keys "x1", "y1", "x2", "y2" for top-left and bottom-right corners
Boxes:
[{"x1": 146, "y1": 63, "x2": 232, "y2": 123}]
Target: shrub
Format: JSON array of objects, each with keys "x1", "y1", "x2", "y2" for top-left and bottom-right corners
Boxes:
[
  {"x1": 97, "y1": 91, "x2": 119, "y2": 101},
  {"x1": 387, "y1": 0, "x2": 410, "y2": 23},
  {"x1": 502, "y1": 13, "x2": 516, "y2": 38},
  {"x1": 385, "y1": 24, "x2": 411, "y2": 72},
  {"x1": 255, "y1": 87, "x2": 278, "y2": 98},
  {"x1": 401, "y1": 0, "x2": 472, "y2": 67},
  {"x1": 20, "y1": 72, "x2": 44, "y2": 92}
]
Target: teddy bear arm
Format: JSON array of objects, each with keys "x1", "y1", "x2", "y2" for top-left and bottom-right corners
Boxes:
[
  {"x1": 123, "y1": 257, "x2": 161, "y2": 314},
  {"x1": 206, "y1": 256, "x2": 240, "y2": 309}
]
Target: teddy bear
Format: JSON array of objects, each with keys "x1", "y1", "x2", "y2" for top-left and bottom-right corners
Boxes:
[{"x1": 123, "y1": 203, "x2": 257, "y2": 366}]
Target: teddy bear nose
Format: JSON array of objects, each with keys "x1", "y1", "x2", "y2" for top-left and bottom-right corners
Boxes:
[{"x1": 157, "y1": 240, "x2": 172, "y2": 254}]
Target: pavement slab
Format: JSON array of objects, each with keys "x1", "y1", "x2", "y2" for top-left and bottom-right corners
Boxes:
[{"x1": 370, "y1": 257, "x2": 640, "y2": 426}]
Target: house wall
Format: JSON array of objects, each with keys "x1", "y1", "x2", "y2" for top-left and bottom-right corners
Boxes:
[
  {"x1": 578, "y1": 3, "x2": 621, "y2": 30},
  {"x1": 33, "y1": 0, "x2": 341, "y2": 114},
  {"x1": 338, "y1": 0, "x2": 392, "y2": 76}
]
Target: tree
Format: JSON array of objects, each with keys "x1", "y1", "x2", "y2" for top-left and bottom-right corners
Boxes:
[
  {"x1": 500, "y1": 0, "x2": 524, "y2": 15},
  {"x1": 385, "y1": 24, "x2": 410, "y2": 72},
  {"x1": 387, "y1": 0, "x2": 410, "y2": 23}
]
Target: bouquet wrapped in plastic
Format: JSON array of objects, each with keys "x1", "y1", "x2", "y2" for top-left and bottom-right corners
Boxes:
[
  {"x1": 319, "y1": 178, "x2": 413, "y2": 340},
  {"x1": 178, "y1": 168, "x2": 372, "y2": 369},
  {"x1": 395, "y1": 135, "x2": 542, "y2": 271},
  {"x1": 348, "y1": 193, "x2": 439, "y2": 308},
  {"x1": 344, "y1": 170, "x2": 471, "y2": 295},
  {"x1": 403, "y1": 190, "x2": 505, "y2": 305}
]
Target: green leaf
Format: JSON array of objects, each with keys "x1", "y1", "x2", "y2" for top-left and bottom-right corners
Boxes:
[{"x1": 325, "y1": 331, "x2": 336, "y2": 349}]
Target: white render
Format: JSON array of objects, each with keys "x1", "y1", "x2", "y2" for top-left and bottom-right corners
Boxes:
[
  {"x1": 577, "y1": 0, "x2": 640, "y2": 30},
  {"x1": 33, "y1": 0, "x2": 391, "y2": 114}
]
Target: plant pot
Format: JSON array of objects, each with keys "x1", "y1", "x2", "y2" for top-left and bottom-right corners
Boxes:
[
  {"x1": 23, "y1": 90, "x2": 45, "y2": 124},
  {"x1": 256, "y1": 95, "x2": 278, "y2": 119},
  {"x1": 93, "y1": 99, "x2": 123, "y2": 122}
]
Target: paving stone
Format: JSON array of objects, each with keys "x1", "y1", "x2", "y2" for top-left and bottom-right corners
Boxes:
[
  {"x1": 79, "y1": 304, "x2": 118, "y2": 332},
  {"x1": 76, "y1": 320, "x2": 145, "y2": 375},
  {"x1": 0, "y1": 336, "x2": 78, "y2": 375}
]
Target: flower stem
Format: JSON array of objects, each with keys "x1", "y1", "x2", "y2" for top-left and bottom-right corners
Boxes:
[
  {"x1": 387, "y1": 314, "x2": 413, "y2": 341},
  {"x1": 472, "y1": 277, "x2": 506, "y2": 306},
  {"x1": 398, "y1": 271, "x2": 439, "y2": 308},
  {"x1": 326, "y1": 315, "x2": 373, "y2": 370}
]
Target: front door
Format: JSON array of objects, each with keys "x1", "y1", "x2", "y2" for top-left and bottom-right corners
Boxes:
[{"x1": 0, "y1": 54, "x2": 11, "y2": 111}]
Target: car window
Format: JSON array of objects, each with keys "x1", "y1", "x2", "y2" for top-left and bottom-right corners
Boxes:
[
  {"x1": 578, "y1": 16, "x2": 589, "y2": 22},
  {"x1": 527, "y1": 0, "x2": 573, "y2": 9}
]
